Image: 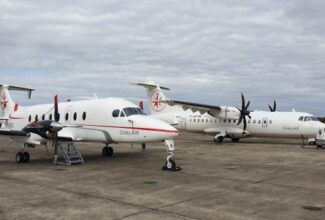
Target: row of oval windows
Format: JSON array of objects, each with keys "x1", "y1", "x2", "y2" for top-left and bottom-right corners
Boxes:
[
  {"x1": 28, "y1": 112, "x2": 87, "y2": 122},
  {"x1": 190, "y1": 118, "x2": 273, "y2": 124}
]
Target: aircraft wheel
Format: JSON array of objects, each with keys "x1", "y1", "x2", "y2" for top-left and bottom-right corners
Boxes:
[
  {"x1": 231, "y1": 138, "x2": 240, "y2": 143},
  {"x1": 214, "y1": 136, "x2": 224, "y2": 144},
  {"x1": 162, "y1": 159, "x2": 181, "y2": 171},
  {"x1": 23, "y1": 152, "x2": 30, "y2": 163},
  {"x1": 102, "y1": 147, "x2": 114, "y2": 157},
  {"x1": 16, "y1": 152, "x2": 24, "y2": 163},
  {"x1": 106, "y1": 147, "x2": 113, "y2": 156},
  {"x1": 142, "y1": 143, "x2": 146, "y2": 150}
]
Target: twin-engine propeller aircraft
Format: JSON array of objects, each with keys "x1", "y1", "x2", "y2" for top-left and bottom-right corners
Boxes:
[
  {"x1": 0, "y1": 85, "x2": 180, "y2": 171},
  {"x1": 134, "y1": 81, "x2": 325, "y2": 146}
]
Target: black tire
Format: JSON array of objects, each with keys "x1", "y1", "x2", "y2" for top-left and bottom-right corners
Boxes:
[
  {"x1": 102, "y1": 147, "x2": 113, "y2": 156},
  {"x1": 165, "y1": 159, "x2": 176, "y2": 170},
  {"x1": 231, "y1": 138, "x2": 240, "y2": 142},
  {"x1": 106, "y1": 147, "x2": 114, "y2": 156},
  {"x1": 102, "y1": 147, "x2": 108, "y2": 156},
  {"x1": 214, "y1": 136, "x2": 224, "y2": 144},
  {"x1": 23, "y1": 152, "x2": 30, "y2": 163},
  {"x1": 16, "y1": 152, "x2": 23, "y2": 163},
  {"x1": 142, "y1": 143, "x2": 146, "y2": 150}
]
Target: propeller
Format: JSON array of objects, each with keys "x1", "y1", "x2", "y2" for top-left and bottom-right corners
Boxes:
[
  {"x1": 236, "y1": 93, "x2": 251, "y2": 133},
  {"x1": 268, "y1": 100, "x2": 276, "y2": 112},
  {"x1": 23, "y1": 95, "x2": 63, "y2": 137}
]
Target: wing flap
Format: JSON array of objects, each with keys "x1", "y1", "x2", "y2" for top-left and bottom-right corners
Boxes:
[{"x1": 163, "y1": 100, "x2": 221, "y2": 116}]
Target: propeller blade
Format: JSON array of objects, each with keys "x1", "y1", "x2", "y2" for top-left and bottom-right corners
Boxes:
[
  {"x1": 243, "y1": 117, "x2": 247, "y2": 132},
  {"x1": 273, "y1": 100, "x2": 276, "y2": 112},
  {"x1": 268, "y1": 104, "x2": 273, "y2": 112},
  {"x1": 54, "y1": 95, "x2": 60, "y2": 122},
  {"x1": 237, "y1": 115, "x2": 243, "y2": 125},
  {"x1": 245, "y1": 100, "x2": 250, "y2": 110},
  {"x1": 241, "y1": 93, "x2": 245, "y2": 109}
]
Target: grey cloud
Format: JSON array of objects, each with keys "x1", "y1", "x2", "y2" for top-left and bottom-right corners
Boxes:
[{"x1": 0, "y1": 0, "x2": 325, "y2": 115}]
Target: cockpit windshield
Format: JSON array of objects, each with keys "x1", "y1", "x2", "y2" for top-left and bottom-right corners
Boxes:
[
  {"x1": 299, "y1": 116, "x2": 319, "y2": 122},
  {"x1": 123, "y1": 107, "x2": 146, "y2": 116}
]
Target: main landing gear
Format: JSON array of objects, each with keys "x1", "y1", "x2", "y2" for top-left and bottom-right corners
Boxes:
[
  {"x1": 102, "y1": 146, "x2": 114, "y2": 157},
  {"x1": 16, "y1": 144, "x2": 30, "y2": 163},
  {"x1": 214, "y1": 136, "x2": 224, "y2": 144},
  {"x1": 16, "y1": 152, "x2": 30, "y2": 163},
  {"x1": 162, "y1": 140, "x2": 181, "y2": 172}
]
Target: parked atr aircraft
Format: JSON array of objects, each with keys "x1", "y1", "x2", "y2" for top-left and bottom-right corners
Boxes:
[
  {"x1": 0, "y1": 85, "x2": 180, "y2": 171},
  {"x1": 134, "y1": 81, "x2": 325, "y2": 145}
]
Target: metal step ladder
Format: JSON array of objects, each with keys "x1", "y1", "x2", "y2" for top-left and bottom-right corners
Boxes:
[{"x1": 54, "y1": 142, "x2": 84, "y2": 166}]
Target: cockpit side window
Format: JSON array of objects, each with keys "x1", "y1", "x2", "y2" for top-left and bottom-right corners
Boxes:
[
  {"x1": 112, "y1": 109, "x2": 120, "y2": 118},
  {"x1": 304, "y1": 116, "x2": 310, "y2": 121},
  {"x1": 299, "y1": 116, "x2": 303, "y2": 121},
  {"x1": 120, "y1": 111, "x2": 125, "y2": 117},
  {"x1": 123, "y1": 107, "x2": 146, "y2": 116}
]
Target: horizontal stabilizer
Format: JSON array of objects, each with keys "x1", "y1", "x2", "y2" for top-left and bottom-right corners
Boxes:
[
  {"x1": 0, "y1": 85, "x2": 34, "y2": 99},
  {"x1": 131, "y1": 82, "x2": 170, "y2": 90}
]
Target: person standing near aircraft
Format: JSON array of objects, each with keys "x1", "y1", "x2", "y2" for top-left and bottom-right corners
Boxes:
[
  {"x1": 134, "y1": 81, "x2": 325, "y2": 146},
  {"x1": 0, "y1": 85, "x2": 180, "y2": 171}
]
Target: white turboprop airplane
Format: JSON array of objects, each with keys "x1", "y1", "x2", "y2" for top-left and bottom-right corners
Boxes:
[
  {"x1": 0, "y1": 85, "x2": 180, "y2": 171},
  {"x1": 134, "y1": 81, "x2": 325, "y2": 146}
]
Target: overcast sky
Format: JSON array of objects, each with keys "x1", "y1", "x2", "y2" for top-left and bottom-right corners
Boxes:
[{"x1": 1, "y1": 0, "x2": 325, "y2": 115}]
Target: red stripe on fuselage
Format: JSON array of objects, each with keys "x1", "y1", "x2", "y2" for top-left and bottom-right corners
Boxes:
[{"x1": 76, "y1": 124, "x2": 178, "y2": 133}]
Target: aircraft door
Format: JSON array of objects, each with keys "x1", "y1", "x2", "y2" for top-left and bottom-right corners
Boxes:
[
  {"x1": 180, "y1": 118, "x2": 186, "y2": 129},
  {"x1": 262, "y1": 117, "x2": 268, "y2": 127}
]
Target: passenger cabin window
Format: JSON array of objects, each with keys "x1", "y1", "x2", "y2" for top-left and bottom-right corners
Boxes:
[
  {"x1": 123, "y1": 108, "x2": 145, "y2": 116},
  {"x1": 112, "y1": 109, "x2": 120, "y2": 118},
  {"x1": 269, "y1": 120, "x2": 272, "y2": 124},
  {"x1": 258, "y1": 120, "x2": 261, "y2": 124},
  {"x1": 35, "y1": 115, "x2": 38, "y2": 121},
  {"x1": 65, "y1": 113, "x2": 69, "y2": 121},
  {"x1": 28, "y1": 115, "x2": 32, "y2": 122},
  {"x1": 49, "y1": 114, "x2": 52, "y2": 120},
  {"x1": 82, "y1": 112, "x2": 86, "y2": 120},
  {"x1": 253, "y1": 120, "x2": 256, "y2": 124},
  {"x1": 73, "y1": 112, "x2": 77, "y2": 121},
  {"x1": 42, "y1": 114, "x2": 45, "y2": 120}
]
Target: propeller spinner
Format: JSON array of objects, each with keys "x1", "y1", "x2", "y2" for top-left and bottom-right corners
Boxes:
[{"x1": 236, "y1": 93, "x2": 251, "y2": 133}]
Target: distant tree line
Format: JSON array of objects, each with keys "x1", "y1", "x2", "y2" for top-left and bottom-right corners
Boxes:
[{"x1": 318, "y1": 117, "x2": 325, "y2": 123}]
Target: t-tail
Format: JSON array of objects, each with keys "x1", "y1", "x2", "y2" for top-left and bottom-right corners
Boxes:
[
  {"x1": 0, "y1": 85, "x2": 34, "y2": 118},
  {"x1": 132, "y1": 81, "x2": 176, "y2": 115}
]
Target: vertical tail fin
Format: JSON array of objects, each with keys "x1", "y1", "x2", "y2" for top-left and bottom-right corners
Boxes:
[
  {"x1": 0, "y1": 85, "x2": 33, "y2": 117},
  {"x1": 132, "y1": 81, "x2": 172, "y2": 115}
]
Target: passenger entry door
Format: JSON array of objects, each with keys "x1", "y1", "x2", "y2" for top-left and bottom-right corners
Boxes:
[{"x1": 262, "y1": 117, "x2": 268, "y2": 127}]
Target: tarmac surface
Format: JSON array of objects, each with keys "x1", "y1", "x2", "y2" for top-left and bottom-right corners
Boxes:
[{"x1": 0, "y1": 132, "x2": 325, "y2": 220}]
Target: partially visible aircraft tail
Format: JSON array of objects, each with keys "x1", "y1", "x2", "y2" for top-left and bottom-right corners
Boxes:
[
  {"x1": 132, "y1": 81, "x2": 173, "y2": 115},
  {"x1": 0, "y1": 85, "x2": 34, "y2": 118}
]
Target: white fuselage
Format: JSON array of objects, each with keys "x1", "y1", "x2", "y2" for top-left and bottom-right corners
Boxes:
[
  {"x1": 152, "y1": 109, "x2": 325, "y2": 139},
  {"x1": 5, "y1": 98, "x2": 178, "y2": 145}
]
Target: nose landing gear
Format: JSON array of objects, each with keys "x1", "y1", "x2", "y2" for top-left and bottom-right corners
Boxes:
[{"x1": 162, "y1": 140, "x2": 181, "y2": 171}]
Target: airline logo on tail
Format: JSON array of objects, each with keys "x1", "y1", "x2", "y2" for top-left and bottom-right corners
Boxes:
[
  {"x1": 0, "y1": 94, "x2": 8, "y2": 111},
  {"x1": 151, "y1": 92, "x2": 166, "y2": 112}
]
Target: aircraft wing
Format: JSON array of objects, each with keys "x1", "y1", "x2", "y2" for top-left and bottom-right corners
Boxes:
[
  {"x1": 163, "y1": 100, "x2": 222, "y2": 116},
  {"x1": 0, "y1": 130, "x2": 30, "y2": 137}
]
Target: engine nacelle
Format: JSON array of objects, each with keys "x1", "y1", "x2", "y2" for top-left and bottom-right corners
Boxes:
[{"x1": 215, "y1": 106, "x2": 240, "y2": 119}]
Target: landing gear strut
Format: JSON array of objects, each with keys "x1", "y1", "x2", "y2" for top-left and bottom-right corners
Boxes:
[
  {"x1": 102, "y1": 146, "x2": 114, "y2": 156},
  {"x1": 162, "y1": 140, "x2": 181, "y2": 171}
]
